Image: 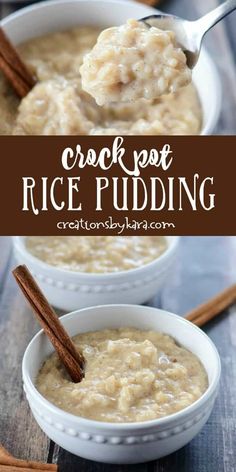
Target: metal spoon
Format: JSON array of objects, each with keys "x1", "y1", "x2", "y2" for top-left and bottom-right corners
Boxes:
[{"x1": 140, "y1": 0, "x2": 236, "y2": 68}]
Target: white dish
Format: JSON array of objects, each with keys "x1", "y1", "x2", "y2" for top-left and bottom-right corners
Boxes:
[
  {"x1": 13, "y1": 236, "x2": 179, "y2": 310},
  {"x1": 1, "y1": 0, "x2": 221, "y2": 134},
  {"x1": 22, "y1": 304, "x2": 221, "y2": 464}
]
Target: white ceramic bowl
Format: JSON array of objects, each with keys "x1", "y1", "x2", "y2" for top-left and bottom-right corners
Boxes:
[
  {"x1": 22, "y1": 305, "x2": 221, "y2": 464},
  {"x1": 13, "y1": 236, "x2": 179, "y2": 310},
  {"x1": 1, "y1": 0, "x2": 221, "y2": 134}
]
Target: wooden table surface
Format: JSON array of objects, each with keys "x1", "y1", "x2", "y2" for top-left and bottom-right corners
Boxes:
[{"x1": 0, "y1": 236, "x2": 236, "y2": 471}]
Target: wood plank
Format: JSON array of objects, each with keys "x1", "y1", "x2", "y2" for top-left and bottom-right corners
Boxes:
[
  {"x1": 0, "y1": 236, "x2": 12, "y2": 293},
  {"x1": 52, "y1": 442, "x2": 150, "y2": 472},
  {"x1": 159, "y1": 236, "x2": 235, "y2": 314},
  {"x1": 0, "y1": 252, "x2": 51, "y2": 463},
  {"x1": 159, "y1": 236, "x2": 236, "y2": 472}
]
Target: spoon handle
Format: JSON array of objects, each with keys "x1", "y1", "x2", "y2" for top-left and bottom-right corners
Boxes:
[{"x1": 196, "y1": 0, "x2": 236, "y2": 36}]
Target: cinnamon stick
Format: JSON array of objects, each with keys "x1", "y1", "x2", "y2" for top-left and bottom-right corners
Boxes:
[
  {"x1": 0, "y1": 466, "x2": 52, "y2": 471},
  {"x1": 137, "y1": 0, "x2": 161, "y2": 5},
  {"x1": 13, "y1": 265, "x2": 85, "y2": 383},
  {"x1": 186, "y1": 284, "x2": 236, "y2": 327},
  {"x1": 0, "y1": 445, "x2": 57, "y2": 470},
  {"x1": 0, "y1": 27, "x2": 35, "y2": 97},
  {"x1": 0, "y1": 56, "x2": 31, "y2": 97}
]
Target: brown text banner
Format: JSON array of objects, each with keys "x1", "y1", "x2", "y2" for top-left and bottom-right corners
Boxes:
[{"x1": 0, "y1": 136, "x2": 235, "y2": 235}]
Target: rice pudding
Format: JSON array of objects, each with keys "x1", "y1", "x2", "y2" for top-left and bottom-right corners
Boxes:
[
  {"x1": 0, "y1": 26, "x2": 201, "y2": 135},
  {"x1": 37, "y1": 327, "x2": 208, "y2": 423},
  {"x1": 25, "y1": 236, "x2": 167, "y2": 273},
  {"x1": 80, "y1": 19, "x2": 191, "y2": 106}
]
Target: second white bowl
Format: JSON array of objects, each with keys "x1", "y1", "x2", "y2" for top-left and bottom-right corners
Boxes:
[{"x1": 13, "y1": 236, "x2": 179, "y2": 310}]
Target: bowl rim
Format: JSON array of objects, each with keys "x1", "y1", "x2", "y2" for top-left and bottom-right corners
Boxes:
[
  {"x1": 0, "y1": 0, "x2": 155, "y2": 25},
  {"x1": 1, "y1": 0, "x2": 221, "y2": 136},
  {"x1": 22, "y1": 304, "x2": 221, "y2": 431},
  {"x1": 13, "y1": 236, "x2": 179, "y2": 280}
]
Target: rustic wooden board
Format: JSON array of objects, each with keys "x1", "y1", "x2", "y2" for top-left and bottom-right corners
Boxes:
[
  {"x1": 0, "y1": 236, "x2": 236, "y2": 472},
  {"x1": 0, "y1": 238, "x2": 51, "y2": 463}
]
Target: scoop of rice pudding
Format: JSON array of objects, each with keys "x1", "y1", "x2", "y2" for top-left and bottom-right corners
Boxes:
[
  {"x1": 0, "y1": 26, "x2": 201, "y2": 135},
  {"x1": 25, "y1": 236, "x2": 167, "y2": 273},
  {"x1": 80, "y1": 19, "x2": 191, "y2": 105},
  {"x1": 37, "y1": 328, "x2": 208, "y2": 423}
]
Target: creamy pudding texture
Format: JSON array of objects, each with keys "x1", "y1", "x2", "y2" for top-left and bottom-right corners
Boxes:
[
  {"x1": 0, "y1": 26, "x2": 201, "y2": 135},
  {"x1": 80, "y1": 19, "x2": 191, "y2": 106},
  {"x1": 25, "y1": 236, "x2": 167, "y2": 273},
  {"x1": 37, "y1": 328, "x2": 208, "y2": 423}
]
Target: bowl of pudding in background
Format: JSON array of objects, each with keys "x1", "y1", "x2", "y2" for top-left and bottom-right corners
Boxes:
[
  {"x1": 0, "y1": 0, "x2": 222, "y2": 135},
  {"x1": 13, "y1": 236, "x2": 179, "y2": 310},
  {"x1": 22, "y1": 304, "x2": 221, "y2": 463}
]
